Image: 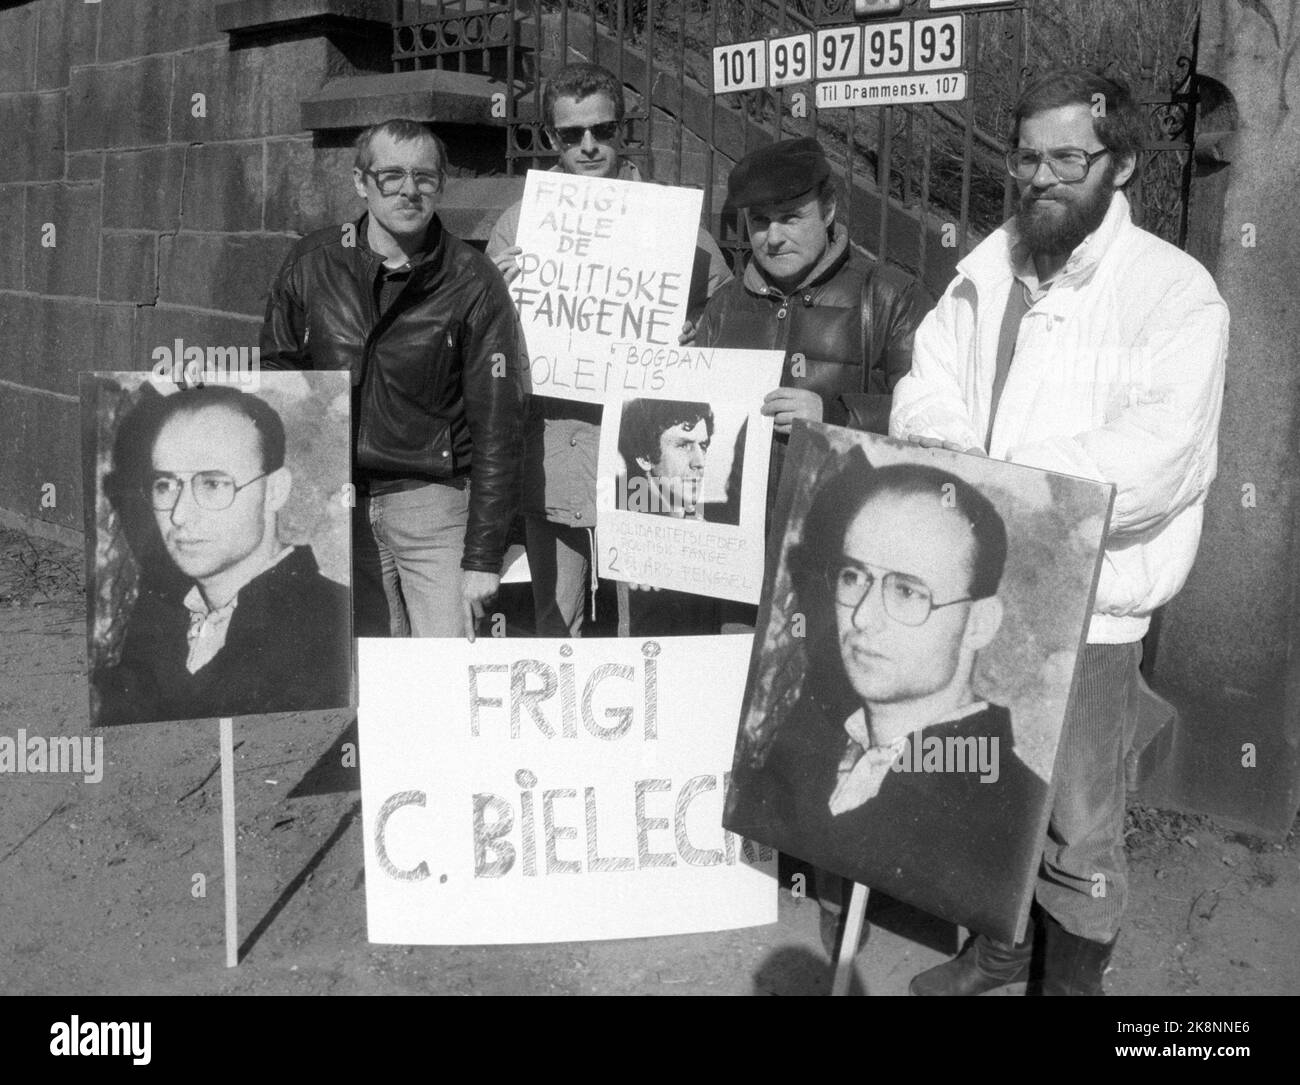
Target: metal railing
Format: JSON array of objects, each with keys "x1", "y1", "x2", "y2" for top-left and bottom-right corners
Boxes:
[{"x1": 389, "y1": 0, "x2": 1199, "y2": 287}]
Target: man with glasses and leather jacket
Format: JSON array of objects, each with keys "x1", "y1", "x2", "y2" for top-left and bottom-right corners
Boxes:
[
  {"x1": 94, "y1": 386, "x2": 352, "y2": 725},
  {"x1": 487, "y1": 63, "x2": 732, "y2": 637},
  {"x1": 891, "y1": 67, "x2": 1228, "y2": 996},
  {"x1": 261, "y1": 119, "x2": 524, "y2": 641}
]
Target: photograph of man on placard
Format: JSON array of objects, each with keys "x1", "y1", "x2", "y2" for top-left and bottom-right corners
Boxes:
[
  {"x1": 614, "y1": 398, "x2": 746, "y2": 526},
  {"x1": 85, "y1": 373, "x2": 353, "y2": 727},
  {"x1": 724, "y1": 423, "x2": 1113, "y2": 945}
]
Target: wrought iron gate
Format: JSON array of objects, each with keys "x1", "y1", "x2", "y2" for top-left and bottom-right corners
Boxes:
[{"x1": 389, "y1": 0, "x2": 1200, "y2": 291}]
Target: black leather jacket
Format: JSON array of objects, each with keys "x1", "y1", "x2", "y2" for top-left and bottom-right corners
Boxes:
[
  {"x1": 260, "y1": 214, "x2": 524, "y2": 573},
  {"x1": 695, "y1": 227, "x2": 929, "y2": 435}
]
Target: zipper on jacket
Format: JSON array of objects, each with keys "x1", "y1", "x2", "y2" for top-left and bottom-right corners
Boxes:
[
  {"x1": 354, "y1": 247, "x2": 385, "y2": 459},
  {"x1": 770, "y1": 290, "x2": 794, "y2": 366}
]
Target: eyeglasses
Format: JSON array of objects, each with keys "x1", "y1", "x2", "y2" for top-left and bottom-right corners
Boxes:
[
  {"x1": 361, "y1": 167, "x2": 442, "y2": 196},
  {"x1": 551, "y1": 121, "x2": 621, "y2": 147},
  {"x1": 1005, "y1": 147, "x2": 1109, "y2": 183},
  {"x1": 146, "y1": 470, "x2": 269, "y2": 512},
  {"x1": 827, "y1": 561, "x2": 972, "y2": 627}
]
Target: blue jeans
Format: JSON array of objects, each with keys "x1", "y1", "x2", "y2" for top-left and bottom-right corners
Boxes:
[
  {"x1": 352, "y1": 481, "x2": 470, "y2": 638},
  {"x1": 1036, "y1": 641, "x2": 1142, "y2": 942}
]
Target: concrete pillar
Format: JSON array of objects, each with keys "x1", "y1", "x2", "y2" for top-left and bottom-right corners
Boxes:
[{"x1": 1146, "y1": 0, "x2": 1300, "y2": 836}]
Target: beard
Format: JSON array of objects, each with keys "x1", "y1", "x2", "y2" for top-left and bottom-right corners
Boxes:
[{"x1": 1015, "y1": 163, "x2": 1118, "y2": 257}]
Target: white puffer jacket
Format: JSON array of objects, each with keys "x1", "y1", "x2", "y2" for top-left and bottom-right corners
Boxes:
[{"x1": 890, "y1": 192, "x2": 1228, "y2": 644}]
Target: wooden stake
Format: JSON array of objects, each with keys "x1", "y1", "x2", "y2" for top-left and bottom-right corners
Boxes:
[
  {"x1": 830, "y1": 881, "x2": 869, "y2": 996},
  {"x1": 220, "y1": 717, "x2": 238, "y2": 968}
]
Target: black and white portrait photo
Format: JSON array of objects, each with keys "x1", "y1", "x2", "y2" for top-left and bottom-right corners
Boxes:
[
  {"x1": 593, "y1": 349, "x2": 781, "y2": 604},
  {"x1": 724, "y1": 422, "x2": 1114, "y2": 943},
  {"x1": 613, "y1": 397, "x2": 746, "y2": 526},
  {"x1": 83, "y1": 372, "x2": 354, "y2": 726}
]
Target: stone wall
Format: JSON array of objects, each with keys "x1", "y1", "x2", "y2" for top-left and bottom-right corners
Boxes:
[
  {"x1": 0, "y1": 0, "x2": 378, "y2": 538},
  {"x1": 1142, "y1": 0, "x2": 1300, "y2": 836}
]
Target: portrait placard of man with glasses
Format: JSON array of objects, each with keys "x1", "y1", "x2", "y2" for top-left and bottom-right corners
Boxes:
[
  {"x1": 890, "y1": 67, "x2": 1227, "y2": 996},
  {"x1": 87, "y1": 376, "x2": 353, "y2": 726},
  {"x1": 726, "y1": 423, "x2": 1114, "y2": 956}
]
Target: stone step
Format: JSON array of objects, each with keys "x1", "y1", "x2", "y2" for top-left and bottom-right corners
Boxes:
[
  {"x1": 392, "y1": 0, "x2": 540, "y2": 28},
  {"x1": 302, "y1": 69, "x2": 524, "y2": 130},
  {"x1": 217, "y1": 0, "x2": 392, "y2": 35}
]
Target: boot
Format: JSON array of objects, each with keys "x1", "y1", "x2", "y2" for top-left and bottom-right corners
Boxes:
[
  {"x1": 1041, "y1": 914, "x2": 1116, "y2": 996},
  {"x1": 909, "y1": 928, "x2": 1034, "y2": 996}
]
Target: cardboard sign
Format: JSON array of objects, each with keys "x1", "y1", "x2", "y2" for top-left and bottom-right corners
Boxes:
[
  {"x1": 724, "y1": 423, "x2": 1114, "y2": 945},
  {"x1": 594, "y1": 348, "x2": 784, "y2": 603},
  {"x1": 82, "y1": 371, "x2": 354, "y2": 727},
  {"x1": 359, "y1": 636, "x2": 777, "y2": 944},
  {"x1": 510, "y1": 170, "x2": 703, "y2": 403}
]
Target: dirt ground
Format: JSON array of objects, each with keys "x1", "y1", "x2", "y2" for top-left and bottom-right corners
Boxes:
[{"x1": 1, "y1": 526, "x2": 1297, "y2": 997}]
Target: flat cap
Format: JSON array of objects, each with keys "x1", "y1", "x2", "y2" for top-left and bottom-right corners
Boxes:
[{"x1": 725, "y1": 138, "x2": 830, "y2": 209}]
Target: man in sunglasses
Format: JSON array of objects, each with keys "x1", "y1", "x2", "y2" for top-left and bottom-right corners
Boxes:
[
  {"x1": 261, "y1": 119, "x2": 524, "y2": 642},
  {"x1": 486, "y1": 63, "x2": 732, "y2": 637},
  {"x1": 95, "y1": 387, "x2": 352, "y2": 725},
  {"x1": 727, "y1": 455, "x2": 1044, "y2": 954},
  {"x1": 892, "y1": 68, "x2": 1229, "y2": 995}
]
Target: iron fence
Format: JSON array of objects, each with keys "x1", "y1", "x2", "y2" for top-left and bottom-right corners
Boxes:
[{"x1": 389, "y1": 0, "x2": 1199, "y2": 287}]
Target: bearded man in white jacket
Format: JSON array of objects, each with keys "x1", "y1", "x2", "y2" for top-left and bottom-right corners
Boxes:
[{"x1": 891, "y1": 68, "x2": 1228, "y2": 996}]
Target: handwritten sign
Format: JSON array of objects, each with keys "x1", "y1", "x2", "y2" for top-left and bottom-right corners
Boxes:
[
  {"x1": 358, "y1": 636, "x2": 777, "y2": 944},
  {"x1": 510, "y1": 170, "x2": 704, "y2": 403},
  {"x1": 594, "y1": 348, "x2": 783, "y2": 603}
]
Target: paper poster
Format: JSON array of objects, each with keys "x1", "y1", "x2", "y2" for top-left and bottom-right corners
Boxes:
[
  {"x1": 82, "y1": 372, "x2": 354, "y2": 726},
  {"x1": 358, "y1": 635, "x2": 777, "y2": 944},
  {"x1": 510, "y1": 169, "x2": 704, "y2": 403},
  {"x1": 723, "y1": 423, "x2": 1114, "y2": 944},
  {"x1": 593, "y1": 347, "x2": 784, "y2": 603}
]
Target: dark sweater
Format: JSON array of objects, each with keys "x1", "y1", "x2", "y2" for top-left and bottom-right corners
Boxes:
[
  {"x1": 95, "y1": 546, "x2": 353, "y2": 725},
  {"x1": 726, "y1": 697, "x2": 1048, "y2": 943}
]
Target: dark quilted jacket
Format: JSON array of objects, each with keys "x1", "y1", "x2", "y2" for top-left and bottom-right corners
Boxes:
[{"x1": 695, "y1": 231, "x2": 929, "y2": 436}]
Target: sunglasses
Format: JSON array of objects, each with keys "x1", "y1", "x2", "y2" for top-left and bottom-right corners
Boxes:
[{"x1": 551, "y1": 121, "x2": 621, "y2": 147}]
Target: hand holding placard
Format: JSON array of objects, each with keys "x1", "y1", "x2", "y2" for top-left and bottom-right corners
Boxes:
[{"x1": 510, "y1": 170, "x2": 704, "y2": 403}]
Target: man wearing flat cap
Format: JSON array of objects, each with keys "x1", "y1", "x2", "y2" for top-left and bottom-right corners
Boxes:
[
  {"x1": 695, "y1": 138, "x2": 929, "y2": 505},
  {"x1": 693, "y1": 136, "x2": 930, "y2": 926}
]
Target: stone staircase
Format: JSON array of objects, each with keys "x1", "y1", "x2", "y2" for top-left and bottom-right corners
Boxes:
[{"x1": 217, "y1": 0, "x2": 962, "y2": 293}]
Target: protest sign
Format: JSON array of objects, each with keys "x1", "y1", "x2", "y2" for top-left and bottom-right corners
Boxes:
[
  {"x1": 593, "y1": 348, "x2": 783, "y2": 603},
  {"x1": 359, "y1": 636, "x2": 777, "y2": 944},
  {"x1": 510, "y1": 170, "x2": 704, "y2": 403},
  {"x1": 725, "y1": 423, "x2": 1113, "y2": 945},
  {"x1": 82, "y1": 371, "x2": 353, "y2": 727}
]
